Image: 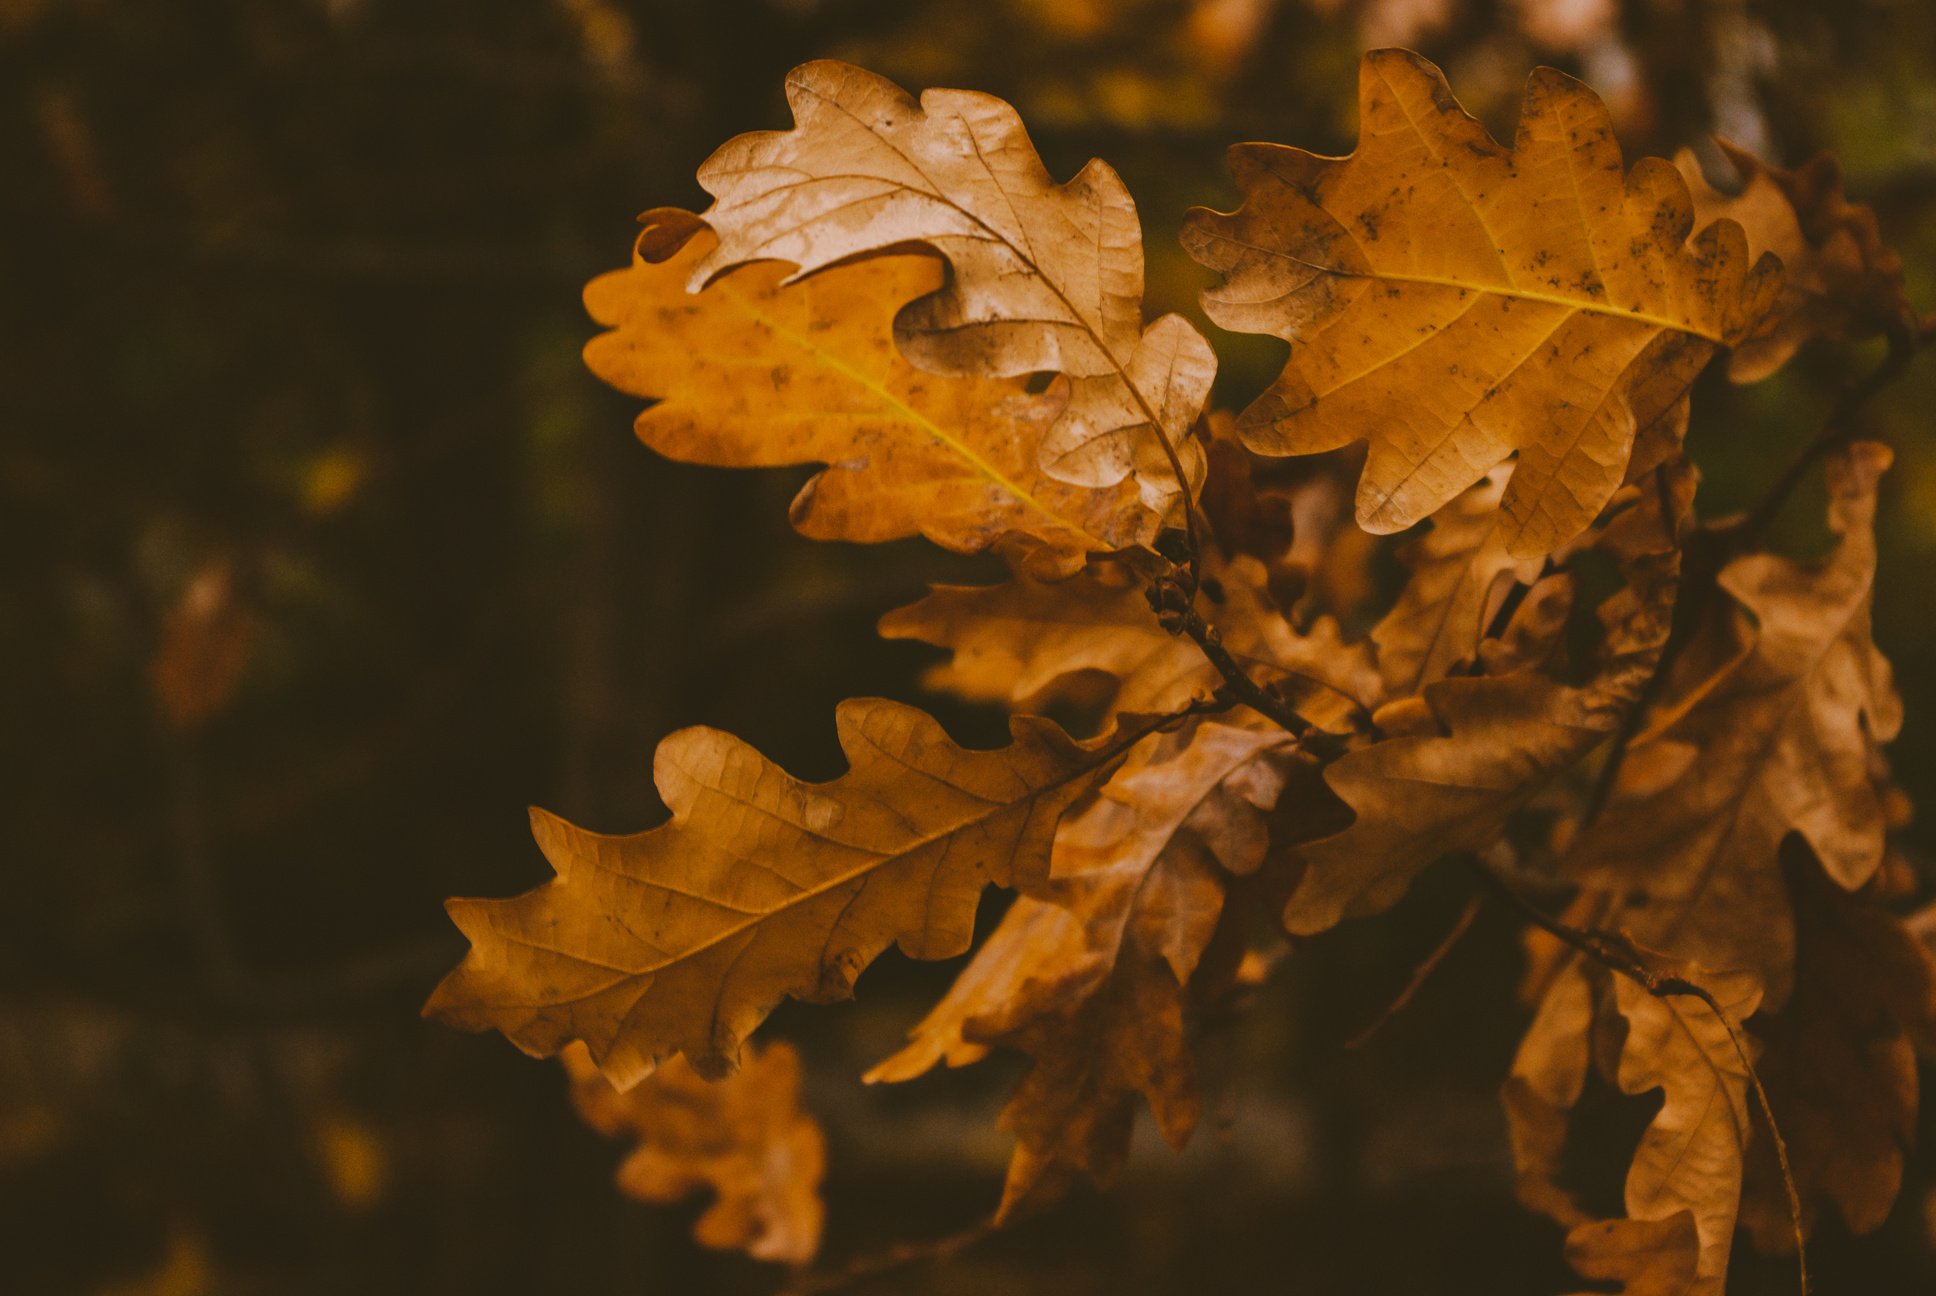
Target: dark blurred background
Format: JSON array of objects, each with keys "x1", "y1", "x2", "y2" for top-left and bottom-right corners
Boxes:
[{"x1": 5, "y1": 1, "x2": 1935, "y2": 1291}]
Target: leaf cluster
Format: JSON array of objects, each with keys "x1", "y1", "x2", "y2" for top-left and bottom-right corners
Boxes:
[{"x1": 426, "y1": 48, "x2": 1932, "y2": 1290}]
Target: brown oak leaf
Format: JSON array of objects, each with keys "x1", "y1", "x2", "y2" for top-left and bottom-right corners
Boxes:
[
  {"x1": 1281, "y1": 458, "x2": 1689, "y2": 935},
  {"x1": 583, "y1": 226, "x2": 1148, "y2": 574},
  {"x1": 867, "y1": 719, "x2": 1292, "y2": 1219},
  {"x1": 1607, "y1": 966, "x2": 1763, "y2": 1294},
  {"x1": 1564, "y1": 443, "x2": 1901, "y2": 1006},
  {"x1": 1181, "y1": 49, "x2": 1780, "y2": 556},
  {"x1": 692, "y1": 60, "x2": 1215, "y2": 517},
  {"x1": 1677, "y1": 142, "x2": 1914, "y2": 382},
  {"x1": 561, "y1": 1038, "x2": 825, "y2": 1265},
  {"x1": 1737, "y1": 853, "x2": 1936, "y2": 1251},
  {"x1": 426, "y1": 700, "x2": 1138, "y2": 1085},
  {"x1": 880, "y1": 551, "x2": 1378, "y2": 723}
]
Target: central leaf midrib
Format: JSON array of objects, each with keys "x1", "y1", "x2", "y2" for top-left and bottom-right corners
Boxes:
[{"x1": 1201, "y1": 231, "x2": 1720, "y2": 340}]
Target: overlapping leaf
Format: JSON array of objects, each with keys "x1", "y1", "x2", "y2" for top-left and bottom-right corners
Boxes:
[
  {"x1": 692, "y1": 59, "x2": 1214, "y2": 516},
  {"x1": 881, "y1": 550, "x2": 1376, "y2": 723},
  {"x1": 868, "y1": 720, "x2": 1292, "y2": 1218},
  {"x1": 1281, "y1": 459, "x2": 1689, "y2": 935},
  {"x1": 583, "y1": 227, "x2": 1148, "y2": 572},
  {"x1": 1606, "y1": 967, "x2": 1762, "y2": 1294},
  {"x1": 561, "y1": 1039, "x2": 825, "y2": 1264},
  {"x1": 426, "y1": 700, "x2": 1136, "y2": 1084},
  {"x1": 1736, "y1": 855, "x2": 1936, "y2": 1251},
  {"x1": 1564, "y1": 443, "x2": 1901, "y2": 1004},
  {"x1": 1678, "y1": 142, "x2": 1915, "y2": 381},
  {"x1": 1182, "y1": 48, "x2": 1780, "y2": 556}
]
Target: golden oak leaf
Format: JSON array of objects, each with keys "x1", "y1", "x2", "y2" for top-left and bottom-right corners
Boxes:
[
  {"x1": 1502, "y1": 956, "x2": 1595, "y2": 1228},
  {"x1": 582, "y1": 226, "x2": 1148, "y2": 574},
  {"x1": 1608, "y1": 966, "x2": 1763, "y2": 1294},
  {"x1": 1564, "y1": 443, "x2": 1901, "y2": 1004},
  {"x1": 1369, "y1": 467, "x2": 1545, "y2": 699},
  {"x1": 1737, "y1": 855, "x2": 1936, "y2": 1251},
  {"x1": 425, "y1": 700, "x2": 1135, "y2": 1084},
  {"x1": 691, "y1": 60, "x2": 1214, "y2": 514},
  {"x1": 881, "y1": 550, "x2": 1378, "y2": 723},
  {"x1": 867, "y1": 720, "x2": 1292, "y2": 1219},
  {"x1": 561, "y1": 1038, "x2": 825, "y2": 1264},
  {"x1": 1560, "y1": 1214, "x2": 1702, "y2": 1296},
  {"x1": 1677, "y1": 142, "x2": 1914, "y2": 382},
  {"x1": 1181, "y1": 49, "x2": 1780, "y2": 556},
  {"x1": 1281, "y1": 459, "x2": 1688, "y2": 935},
  {"x1": 1200, "y1": 415, "x2": 1381, "y2": 624}
]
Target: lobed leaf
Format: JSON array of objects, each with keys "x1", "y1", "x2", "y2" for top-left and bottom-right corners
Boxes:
[
  {"x1": 1183, "y1": 49, "x2": 1781, "y2": 556},
  {"x1": 426, "y1": 700, "x2": 1136, "y2": 1084}
]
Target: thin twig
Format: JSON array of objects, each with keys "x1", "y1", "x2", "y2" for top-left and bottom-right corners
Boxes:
[
  {"x1": 778, "y1": 1218, "x2": 997, "y2": 1296},
  {"x1": 1740, "y1": 318, "x2": 1928, "y2": 544},
  {"x1": 1144, "y1": 573, "x2": 1349, "y2": 758},
  {"x1": 1472, "y1": 863, "x2": 1809, "y2": 1295},
  {"x1": 1345, "y1": 892, "x2": 1483, "y2": 1049}
]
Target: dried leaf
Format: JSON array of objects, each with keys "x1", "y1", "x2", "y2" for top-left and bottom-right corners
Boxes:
[
  {"x1": 1281, "y1": 459, "x2": 1688, "y2": 935},
  {"x1": 1369, "y1": 467, "x2": 1545, "y2": 699},
  {"x1": 426, "y1": 700, "x2": 1136, "y2": 1084},
  {"x1": 693, "y1": 60, "x2": 1215, "y2": 516},
  {"x1": 881, "y1": 551, "x2": 1378, "y2": 722},
  {"x1": 1561, "y1": 1213, "x2": 1702, "y2": 1295},
  {"x1": 1677, "y1": 142, "x2": 1914, "y2": 381},
  {"x1": 868, "y1": 720, "x2": 1291, "y2": 1218},
  {"x1": 1737, "y1": 855, "x2": 1936, "y2": 1251},
  {"x1": 1182, "y1": 49, "x2": 1779, "y2": 556},
  {"x1": 584, "y1": 228, "x2": 1149, "y2": 574},
  {"x1": 1565, "y1": 443, "x2": 1901, "y2": 1004},
  {"x1": 562, "y1": 1039, "x2": 825, "y2": 1264},
  {"x1": 1502, "y1": 957, "x2": 1595, "y2": 1227},
  {"x1": 1609, "y1": 967, "x2": 1762, "y2": 1294}
]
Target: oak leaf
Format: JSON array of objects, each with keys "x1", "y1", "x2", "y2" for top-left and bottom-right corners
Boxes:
[
  {"x1": 1606, "y1": 966, "x2": 1762, "y2": 1294},
  {"x1": 1181, "y1": 49, "x2": 1780, "y2": 556},
  {"x1": 425, "y1": 700, "x2": 1136, "y2": 1085},
  {"x1": 867, "y1": 720, "x2": 1292, "y2": 1219},
  {"x1": 882, "y1": 551, "x2": 1377, "y2": 725},
  {"x1": 1736, "y1": 854, "x2": 1936, "y2": 1251},
  {"x1": 692, "y1": 60, "x2": 1214, "y2": 516},
  {"x1": 1281, "y1": 459, "x2": 1688, "y2": 935},
  {"x1": 1677, "y1": 142, "x2": 1914, "y2": 382},
  {"x1": 583, "y1": 226, "x2": 1149, "y2": 574},
  {"x1": 1564, "y1": 443, "x2": 1901, "y2": 1004},
  {"x1": 1369, "y1": 467, "x2": 1545, "y2": 699},
  {"x1": 561, "y1": 1039, "x2": 825, "y2": 1265}
]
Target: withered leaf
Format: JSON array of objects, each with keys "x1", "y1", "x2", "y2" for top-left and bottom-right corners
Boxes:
[
  {"x1": 1281, "y1": 460, "x2": 1688, "y2": 935},
  {"x1": 1677, "y1": 142, "x2": 1914, "y2": 382},
  {"x1": 1182, "y1": 49, "x2": 1780, "y2": 556},
  {"x1": 1565, "y1": 443, "x2": 1901, "y2": 1005},
  {"x1": 584, "y1": 228, "x2": 1149, "y2": 574},
  {"x1": 1369, "y1": 466, "x2": 1545, "y2": 699},
  {"x1": 693, "y1": 60, "x2": 1215, "y2": 515},
  {"x1": 1608, "y1": 966, "x2": 1762, "y2": 1294},
  {"x1": 561, "y1": 1039, "x2": 825, "y2": 1265},
  {"x1": 426, "y1": 700, "x2": 1134, "y2": 1085},
  {"x1": 881, "y1": 551, "x2": 1377, "y2": 723},
  {"x1": 867, "y1": 720, "x2": 1291, "y2": 1219},
  {"x1": 1737, "y1": 855, "x2": 1936, "y2": 1251}
]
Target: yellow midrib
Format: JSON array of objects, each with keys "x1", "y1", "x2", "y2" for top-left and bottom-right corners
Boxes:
[{"x1": 1204, "y1": 233, "x2": 1721, "y2": 341}]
